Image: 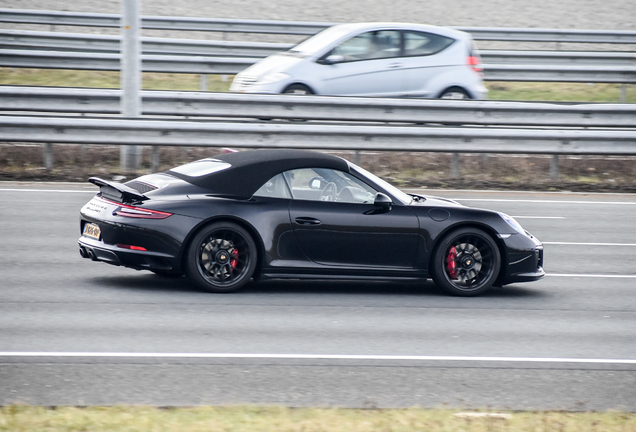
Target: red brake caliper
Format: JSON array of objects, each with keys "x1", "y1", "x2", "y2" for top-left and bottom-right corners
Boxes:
[
  {"x1": 230, "y1": 248, "x2": 239, "y2": 269},
  {"x1": 446, "y1": 246, "x2": 458, "y2": 279}
]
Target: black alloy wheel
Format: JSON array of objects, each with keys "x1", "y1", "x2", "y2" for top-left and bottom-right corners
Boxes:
[
  {"x1": 431, "y1": 227, "x2": 501, "y2": 296},
  {"x1": 185, "y1": 222, "x2": 257, "y2": 293}
]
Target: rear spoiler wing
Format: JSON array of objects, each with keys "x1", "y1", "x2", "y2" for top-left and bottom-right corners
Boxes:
[{"x1": 89, "y1": 177, "x2": 147, "y2": 204}]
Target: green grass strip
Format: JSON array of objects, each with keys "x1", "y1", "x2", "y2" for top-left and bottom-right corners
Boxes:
[{"x1": 1, "y1": 68, "x2": 634, "y2": 103}]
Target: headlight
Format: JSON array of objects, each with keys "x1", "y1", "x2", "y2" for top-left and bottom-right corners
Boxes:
[
  {"x1": 257, "y1": 72, "x2": 291, "y2": 85},
  {"x1": 499, "y1": 212, "x2": 527, "y2": 236}
]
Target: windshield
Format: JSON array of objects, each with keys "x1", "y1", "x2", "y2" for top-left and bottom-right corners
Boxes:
[
  {"x1": 286, "y1": 25, "x2": 355, "y2": 56},
  {"x1": 350, "y1": 165, "x2": 412, "y2": 205}
]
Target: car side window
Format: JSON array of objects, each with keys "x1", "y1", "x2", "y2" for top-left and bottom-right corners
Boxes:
[
  {"x1": 403, "y1": 31, "x2": 454, "y2": 57},
  {"x1": 253, "y1": 173, "x2": 292, "y2": 199},
  {"x1": 283, "y1": 168, "x2": 377, "y2": 204},
  {"x1": 331, "y1": 30, "x2": 401, "y2": 62}
]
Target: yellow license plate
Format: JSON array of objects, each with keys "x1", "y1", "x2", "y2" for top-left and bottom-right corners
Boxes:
[{"x1": 83, "y1": 223, "x2": 101, "y2": 240}]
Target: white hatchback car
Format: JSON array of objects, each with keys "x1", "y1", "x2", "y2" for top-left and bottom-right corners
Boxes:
[{"x1": 230, "y1": 22, "x2": 488, "y2": 99}]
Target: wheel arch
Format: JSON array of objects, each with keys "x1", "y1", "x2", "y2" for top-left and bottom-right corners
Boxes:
[
  {"x1": 178, "y1": 216, "x2": 266, "y2": 279},
  {"x1": 282, "y1": 82, "x2": 317, "y2": 95},
  {"x1": 428, "y1": 222, "x2": 508, "y2": 281},
  {"x1": 437, "y1": 85, "x2": 473, "y2": 99}
]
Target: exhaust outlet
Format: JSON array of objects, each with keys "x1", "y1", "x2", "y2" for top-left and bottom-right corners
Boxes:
[{"x1": 79, "y1": 247, "x2": 88, "y2": 259}]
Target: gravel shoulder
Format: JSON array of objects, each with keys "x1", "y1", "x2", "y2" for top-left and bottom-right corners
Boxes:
[{"x1": 4, "y1": 0, "x2": 636, "y2": 30}]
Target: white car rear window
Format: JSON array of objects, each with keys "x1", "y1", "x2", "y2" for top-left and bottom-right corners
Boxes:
[{"x1": 170, "y1": 159, "x2": 231, "y2": 177}]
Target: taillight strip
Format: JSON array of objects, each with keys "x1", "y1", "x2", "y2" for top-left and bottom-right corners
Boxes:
[
  {"x1": 116, "y1": 244, "x2": 148, "y2": 251},
  {"x1": 114, "y1": 206, "x2": 172, "y2": 219},
  {"x1": 98, "y1": 197, "x2": 172, "y2": 219},
  {"x1": 468, "y1": 55, "x2": 483, "y2": 73}
]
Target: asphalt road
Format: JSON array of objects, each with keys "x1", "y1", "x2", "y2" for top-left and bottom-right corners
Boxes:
[{"x1": 1, "y1": 183, "x2": 635, "y2": 410}]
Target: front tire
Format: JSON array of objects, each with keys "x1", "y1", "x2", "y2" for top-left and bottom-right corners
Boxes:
[
  {"x1": 283, "y1": 84, "x2": 313, "y2": 95},
  {"x1": 185, "y1": 222, "x2": 257, "y2": 293},
  {"x1": 431, "y1": 227, "x2": 501, "y2": 296}
]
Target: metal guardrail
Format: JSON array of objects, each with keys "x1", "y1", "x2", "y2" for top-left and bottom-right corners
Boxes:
[
  {"x1": 2, "y1": 30, "x2": 635, "y2": 66},
  {"x1": 2, "y1": 9, "x2": 636, "y2": 44},
  {"x1": 2, "y1": 49, "x2": 635, "y2": 83},
  {"x1": 1, "y1": 115, "x2": 636, "y2": 155},
  {"x1": 0, "y1": 9, "x2": 333, "y2": 35},
  {"x1": 0, "y1": 29, "x2": 290, "y2": 57},
  {"x1": 482, "y1": 65, "x2": 636, "y2": 83},
  {"x1": 457, "y1": 27, "x2": 636, "y2": 45},
  {"x1": 0, "y1": 49, "x2": 255, "y2": 74},
  {"x1": 1, "y1": 86, "x2": 635, "y2": 128},
  {"x1": 481, "y1": 50, "x2": 636, "y2": 67}
]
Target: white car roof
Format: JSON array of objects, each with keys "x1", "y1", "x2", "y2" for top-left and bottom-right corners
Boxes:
[
  {"x1": 290, "y1": 22, "x2": 470, "y2": 57},
  {"x1": 327, "y1": 22, "x2": 471, "y2": 41}
]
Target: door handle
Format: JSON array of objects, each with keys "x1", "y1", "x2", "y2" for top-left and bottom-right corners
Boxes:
[
  {"x1": 387, "y1": 63, "x2": 402, "y2": 69},
  {"x1": 295, "y1": 217, "x2": 321, "y2": 225}
]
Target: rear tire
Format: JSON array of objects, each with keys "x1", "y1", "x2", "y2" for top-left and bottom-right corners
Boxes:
[
  {"x1": 438, "y1": 86, "x2": 471, "y2": 99},
  {"x1": 185, "y1": 222, "x2": 257, "y2": 293},
  {"x1": 431, "y1": 227, "x2": 501, "y2": 296}
]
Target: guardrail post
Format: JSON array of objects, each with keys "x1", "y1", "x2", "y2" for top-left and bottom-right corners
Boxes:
[
  {"x1": 451, "y1": 153, "x2": 460, "y2": 178},
  {"x1": 620, "y1": 84, "x2": 627, "y2": 103},
  {"x1": 43, "y1": 143, "x2": 53, "y2": 171},
  {"x1": 151, "y1": 147, "x2": 160, "y2": 171},
  {"x1": 120, "y1": 0, "x2": 142, "y2": 172},
  {"x1": 550, "y1": 155, "x2": 560, "y2": 180},
  {"x1": 200, "y1": 74, "x2": 208, "y2": 91}
]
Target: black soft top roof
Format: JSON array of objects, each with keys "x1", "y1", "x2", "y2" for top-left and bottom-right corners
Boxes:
[{"x1": 168, "y1": 149, "x2": 350, "y2": 197}]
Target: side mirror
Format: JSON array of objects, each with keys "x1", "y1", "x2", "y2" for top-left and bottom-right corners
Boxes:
[
  {"x1": 373, "y1": 192, "x2": 392, "y2": 211},
  {"x1": 323, "y1": 54, "x2": 344, "y2": 65}
]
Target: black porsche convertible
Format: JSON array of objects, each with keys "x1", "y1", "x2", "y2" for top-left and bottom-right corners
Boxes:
[{"x1": 78, "y1": 149, "x2": 544, "y2": 296}]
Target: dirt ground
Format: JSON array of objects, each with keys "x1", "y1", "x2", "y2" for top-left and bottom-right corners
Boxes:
[{"x1": 2, "y1": 143, "x2": 635, "y2": 193}]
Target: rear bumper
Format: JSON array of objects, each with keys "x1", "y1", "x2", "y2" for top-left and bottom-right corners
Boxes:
[
  {"x1": 470, "y1": 83, "x2": 489, "y2": 100},
  {"x1": 78, "y1": 237, "x2": 177, "y2": 272}
]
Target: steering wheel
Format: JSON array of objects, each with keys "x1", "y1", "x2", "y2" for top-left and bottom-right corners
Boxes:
[{"x1": 320, "y1": 182, "x2": 337, "y2": 202}]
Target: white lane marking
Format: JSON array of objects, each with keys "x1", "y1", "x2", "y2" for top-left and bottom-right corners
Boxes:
[
  {"x1": 3, "y1": 190, "x2": 633, "y2": 247},
  {"x1": 0, "y1": 188, "x2": 95, "y2": 193},
  {"x1": 547, "y1": 273, "x2": 636, "y2": 278},
  {"x1": 1, "y1": 352, "x2": 636, "y2": 364},
  {"x1": 511, "y1": 216, "x2": 566, "y2": 219},
  {"x1": 408, "y1": 188, "x2": 636, "y2": 198},
  {"x1": 544, "y1": 242, "x2": 636, "y2": 247},
  {"x1": 455, "y1": 199, "x2": 636, "y2": 205}
]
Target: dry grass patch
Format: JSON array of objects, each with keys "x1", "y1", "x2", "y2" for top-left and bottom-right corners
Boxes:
[
  {"x1": 1, "y1": 405, "x2": 636, "y2": 432},
  {"x1": 486, "y1": 82, "x2": 635, "y2": 103},
  {"x1": 0, "y1": 68, "x2": 233, "y2": 92}
]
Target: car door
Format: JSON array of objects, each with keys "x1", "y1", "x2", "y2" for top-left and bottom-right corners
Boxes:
[
  {"x1": 317, "y1": 30, "x2": 405, "y2": 97},
  {"x1": 285, "y1": 168, "x2": 420, "y2": 269},
  {"x1": 399, "y1": 30, "x2": 456, "y2": 97},
  {"x1": 250, "y1": 173, "x2": 309, "y2": 268}
]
